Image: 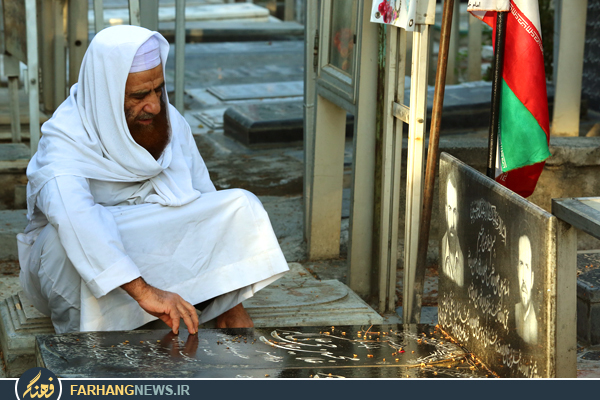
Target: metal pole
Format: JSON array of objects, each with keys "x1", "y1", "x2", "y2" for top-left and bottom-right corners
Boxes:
[
  {"x1": 93, "y1": 0, "x2": 104, "y2": 34},
  {"x1": 467, "y1": 14, "x2": 482, "y2": 81},
  {"x1": 303, "y1": 0, "x2": 318, "y2": 240},
  {"x1": 25, "y1": 0, "x2": 40, "y2": 155},
  {"x1": 553, "y1": 0, "x2": 561, "y2": 85},
  {"x1": 39, "y1": 0, "x2": 54, "y2": 112},
  {"x1": 486, "y1": 11, "x2": 508, "y2": 179},
  {"x1": 8, "y1": 76, "x2": 21, "y2": 143},
  {"x1": 128, "y1": 0, "x2": 141, "y2": 26},
  {"x1": 4, "y1": 55, "x2": 22, "y2": 143},
  {"x1": 284, "y1": 0, "x2": 294, "y2": 21},
  {"x1": 402, "y1": 23, "x2": 431, "y2": 324},
  {"x1": 446, "y1": 0, "x2": 460, "y2": 84},
  {"x1": 551, "y1": 0, "x2": 588, "y2": 136},
  {"x1": 174, "y1": 0, "x2": 186, "y2": 114},
  {"x1": 68, "y1": 0, "x2": 89, "y2": 86},
  {"x1": 52, "y1": 0, "x2": 67, "y2": 108},
  {"x1": 412, "y1": 0, "x2": 454, "y2": 323},
  {"x1": 140, "y1": 0, "x2": 159, "y2": 31}
]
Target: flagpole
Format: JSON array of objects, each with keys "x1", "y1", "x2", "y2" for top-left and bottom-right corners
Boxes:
[
  {"x1": 410, "y1": 0, "x2": 455, "y2": 323},
  {"x1": 487, "y1": 11, "x2": 508, "y2": 179}
]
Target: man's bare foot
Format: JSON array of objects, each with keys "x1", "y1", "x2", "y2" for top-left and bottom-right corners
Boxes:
[{"x1": 216, "y1": 303, "x2": 254, "y2": 328}]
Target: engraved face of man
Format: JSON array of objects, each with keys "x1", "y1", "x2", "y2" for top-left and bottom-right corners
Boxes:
[
  {"x1": 446, "y1": 179, "x2": 458, "y2": 237},
  {"x1": 518, "y1": 235, "x2": 534, "y2": 308}
]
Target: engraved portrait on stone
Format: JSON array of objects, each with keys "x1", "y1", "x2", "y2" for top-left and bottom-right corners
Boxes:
[
  {"x1": 441, "y1": 173, "x2": 464, "y2": 287},
  {"x1": 514, "y1": 234, "x2": 538, "y2": 344}
]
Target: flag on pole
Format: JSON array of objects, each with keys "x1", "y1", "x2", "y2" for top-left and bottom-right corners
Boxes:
[{"x1": 469, "y1": 0, "x2": 551, "y2": 198}]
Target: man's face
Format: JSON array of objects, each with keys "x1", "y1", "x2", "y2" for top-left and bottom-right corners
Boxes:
[
  {"x1": 446, "y1": 179, "x2": 458, "y2": 237},
  {"x1": 518, "y1": 235, "x2": 533, "y2": 307},
  {"x1": 124, "y1": 64, "x2": 169, "y2": 159}
]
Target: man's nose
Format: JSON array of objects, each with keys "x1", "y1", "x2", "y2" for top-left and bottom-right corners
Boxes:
[{"x1": 143, "y1": 91, "x2": 161, "y2": 115}]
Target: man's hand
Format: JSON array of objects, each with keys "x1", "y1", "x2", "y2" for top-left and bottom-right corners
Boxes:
[{"x1": 121, "y1": 277, "x2": 198, "y2": 334}]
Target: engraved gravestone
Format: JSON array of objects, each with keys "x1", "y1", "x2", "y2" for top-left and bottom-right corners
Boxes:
[{"x1": 438, "y1": 153, "x2": 577, "y2": 378}]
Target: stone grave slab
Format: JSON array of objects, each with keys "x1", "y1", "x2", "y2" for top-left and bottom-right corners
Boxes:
[
  {"x1": 575, "y1": 252, "x2": 600, "y2": 344},
  {"x1": 223, "y1": 102, "x2": 354, "y2": 146},
  {"x1": 207, "y1": 81, "x2": 303, "y2": 102},
  {"x1": 36, "y1": 324, "x2": 491, "y2": 378},
  {"x1": 0, "y1": 292, "x2": 55, "y2": 377},
  {"x1": 88, "y1": 3, "x2": 270, "y2": 29},
  {"x1": 552, "y1": 197, "x2": 600, "y2": 345},
  {"x1": 553, "y1": 197, "x2": 600, "y2": 240},
  {"x1": 193, "y1": 107, "x2": 230, "y2": 130},
  {"x1": 0, "y1": 209, "x2": 27, "y2": 261},
  {"x1": 438, "y1": 153, "x2": 577, "y2": 378}
]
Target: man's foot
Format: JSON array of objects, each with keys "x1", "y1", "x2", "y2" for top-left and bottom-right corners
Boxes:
[{"x1": 216, "y1": 303, "x2": 254, "y2": 328}]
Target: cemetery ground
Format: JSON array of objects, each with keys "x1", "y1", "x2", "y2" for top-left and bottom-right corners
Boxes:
[{"x1": 3, "y1": 21, "x2": 600, "y2": 378}]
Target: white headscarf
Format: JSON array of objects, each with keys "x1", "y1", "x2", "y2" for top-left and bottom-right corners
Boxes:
[{"x1": 26, "y1": 26, "x2": 201, "y2": 218}]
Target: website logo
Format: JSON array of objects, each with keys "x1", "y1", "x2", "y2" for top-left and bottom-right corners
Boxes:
[{"x1": 15, "y1": 367, "x2": 61, "y2": 400}]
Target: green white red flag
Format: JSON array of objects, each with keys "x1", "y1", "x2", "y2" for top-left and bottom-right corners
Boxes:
[{"x1": 469, "y1": 0, "x2": 551, "y2": 198}]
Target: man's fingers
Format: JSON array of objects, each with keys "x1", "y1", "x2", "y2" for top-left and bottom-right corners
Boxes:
[
  {"x1": 170, "y1": 308, "x2": 181, "y2": 335},
  {"x1": 184, "y1": 301, "x2": 199, "y2": 332},
  {"x1": 178, "y1": 303, "x2": 197, "y2": 334}
]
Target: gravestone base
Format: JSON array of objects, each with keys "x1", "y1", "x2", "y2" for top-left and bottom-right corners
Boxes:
[
  {"x1": 0, "y1": 292, "x2": 54, "y2": 377},
  {"x1": 576, "y1": 252, "x2": 600, "y2": 344},
  {"x1": 223, "y1": 102, "x2": 354, "y2": 146}
]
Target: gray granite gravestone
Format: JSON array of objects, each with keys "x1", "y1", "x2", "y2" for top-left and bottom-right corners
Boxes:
[
  {"x1": 223, "y1": 102, "x2": 354, "y2": 146},
  {"x1": 438, "y1": 153, "x2": 577, "y2": 378},
  {"x1": 36, "y1": 324, "x2": 491, "y2": 378},
  {"x1": 207, "y1": 81, "x2": 304, "y2": 102}
]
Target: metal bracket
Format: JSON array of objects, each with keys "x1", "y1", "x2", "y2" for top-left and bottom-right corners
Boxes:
[
  {"x1": 393, "y1": 102, "x2": 410, "y2": 124},
  {"x1": 415, "y1": 0, "x2": 436, "y2": 26}
]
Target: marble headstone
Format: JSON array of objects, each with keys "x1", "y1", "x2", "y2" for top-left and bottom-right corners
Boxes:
[{"x1": 438, "y1": 153, "x2": 577, "y2": 378}]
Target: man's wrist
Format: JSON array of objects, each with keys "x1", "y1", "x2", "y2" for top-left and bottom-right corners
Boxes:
[{"x1": 121, "y1": 277, "x2": 150, "y2": 301}]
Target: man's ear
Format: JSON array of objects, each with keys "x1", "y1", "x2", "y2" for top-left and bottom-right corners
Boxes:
[{"x1": 531, "y1": 270, "x2": 534, "y2": 286}]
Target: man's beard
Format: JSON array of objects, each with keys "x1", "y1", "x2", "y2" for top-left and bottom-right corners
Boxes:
[{"x1": 127, "y1": 98, "x2": 170, "y2": 160}]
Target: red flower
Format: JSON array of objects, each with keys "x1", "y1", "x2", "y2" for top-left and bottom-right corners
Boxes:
[{"x1": 378, "y1": 1, "x2": 393, "y2": 23}]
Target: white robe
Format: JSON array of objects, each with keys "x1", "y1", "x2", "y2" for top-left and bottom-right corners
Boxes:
[{"x1": 16, "y1": 25, "x2": 289, "y2": 332}]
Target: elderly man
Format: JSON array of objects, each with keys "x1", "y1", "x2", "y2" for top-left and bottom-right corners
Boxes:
[{"x1": 17, "y1": 26, "x2": 289, "y2": 334}]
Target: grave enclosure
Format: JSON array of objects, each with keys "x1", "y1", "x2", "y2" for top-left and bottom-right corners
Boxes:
[{"x1": 33, "y1": 155, "x2": 579, "y2": 379}]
